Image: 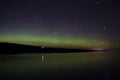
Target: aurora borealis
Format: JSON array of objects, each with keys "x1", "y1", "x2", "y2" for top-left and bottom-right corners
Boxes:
[
  {"x1": 0, "y1": 0, "x2": 120, "y2": 49},
  {"x1": 0, "y1": 34, "x2": 111, "y2": 49}
]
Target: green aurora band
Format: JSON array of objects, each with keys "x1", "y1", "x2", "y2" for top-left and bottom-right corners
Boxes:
[{"x1": 0, "y1": 34, "x2": 112, "y2": 49}]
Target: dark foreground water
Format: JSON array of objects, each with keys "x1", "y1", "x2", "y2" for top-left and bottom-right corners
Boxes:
[{"x1": 0, "y1": 51, "x2": 120, "y2": 80}]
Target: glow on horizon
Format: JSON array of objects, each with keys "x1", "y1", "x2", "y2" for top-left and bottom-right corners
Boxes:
[
  {"x1": 91, "y1": 48, "x2": 106, "y2": 51},
  {"x1": 0, "y1": 34, "x2": 112, "y2": 49}
]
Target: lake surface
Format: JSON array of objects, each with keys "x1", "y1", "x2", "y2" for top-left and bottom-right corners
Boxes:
[{"x1": 0, "y1": 51, "x2": 120, "y2": 80}]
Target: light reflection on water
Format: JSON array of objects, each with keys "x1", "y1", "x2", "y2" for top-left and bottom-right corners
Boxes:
[
  {"x1": 0, "y1": 52, "x2": 108, "y2": 69},
  {"x1": 0, "y1": 51, "x2": 120, "y2": 80}
]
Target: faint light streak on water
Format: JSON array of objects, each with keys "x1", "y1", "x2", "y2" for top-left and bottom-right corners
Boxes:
[{"x1": 42, "y1": 55, "x2": 45, "y2": 61}]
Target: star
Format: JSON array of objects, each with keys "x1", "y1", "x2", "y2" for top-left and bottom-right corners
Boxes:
[
  {"x1": 96, "y1": 1, "x2": 98, "y2": 4},
  {"x1": 104, "y1": 27, "x2": 107, "y2": 30},
  {"x1": 96, "y1": 1, "x2": 101, "y2": 8}
]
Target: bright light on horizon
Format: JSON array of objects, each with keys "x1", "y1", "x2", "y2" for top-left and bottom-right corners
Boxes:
[{"x1": 91, "y1": 48, "x2": 106, "y2": 51}]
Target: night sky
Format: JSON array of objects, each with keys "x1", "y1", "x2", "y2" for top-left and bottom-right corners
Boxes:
[{"x1": 0, "y1": 0, "x2": 120, "y2": 49}]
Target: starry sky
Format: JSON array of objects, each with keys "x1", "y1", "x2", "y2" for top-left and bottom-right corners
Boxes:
[{"x1": 0, "y1": 0, "x2": 120, "y2": 49}]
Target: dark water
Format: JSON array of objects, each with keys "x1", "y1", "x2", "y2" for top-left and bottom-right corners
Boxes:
[{"x1": 0, "y1": 51, "x2": 120, "y2": 80}]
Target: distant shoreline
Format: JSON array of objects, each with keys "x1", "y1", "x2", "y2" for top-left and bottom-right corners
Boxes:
[{"x1": 0, "y1": 42, "x2": 105, "y2": 54}]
